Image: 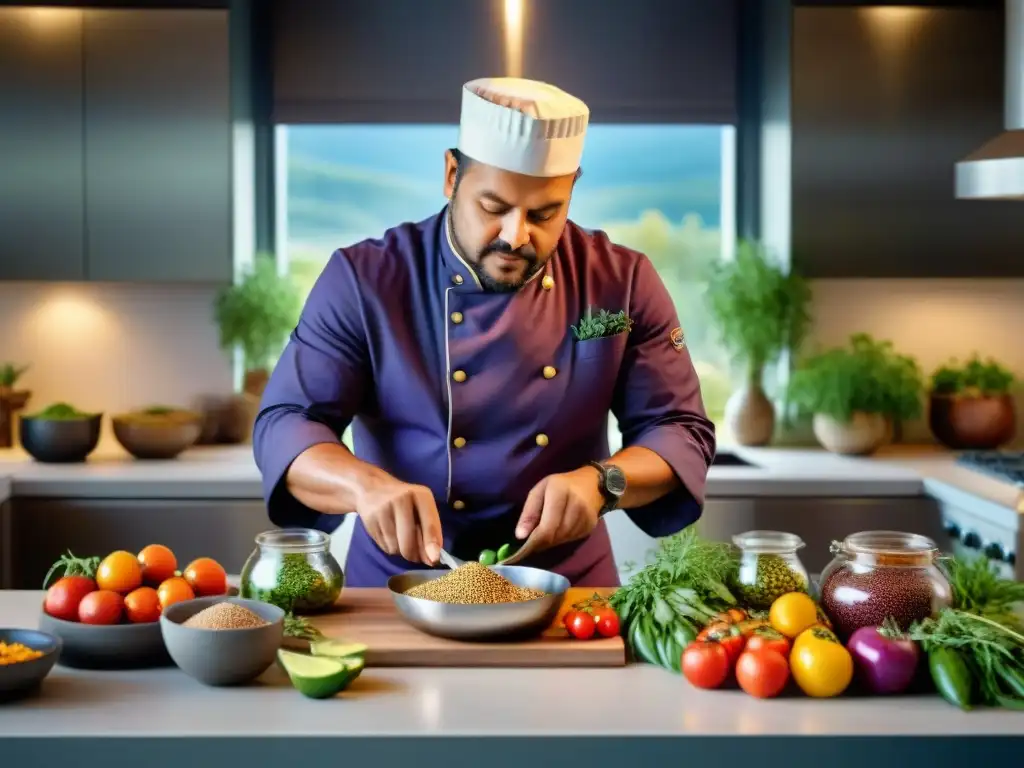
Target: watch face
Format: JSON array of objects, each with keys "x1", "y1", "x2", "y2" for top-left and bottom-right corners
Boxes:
[{"x1": 605, "y1": 465, "x2": 627, "y2": 496}]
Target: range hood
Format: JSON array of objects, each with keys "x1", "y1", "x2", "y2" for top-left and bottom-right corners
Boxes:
[{"x1": 955, "y1": 0, "x2": 1024, "y2": 200}]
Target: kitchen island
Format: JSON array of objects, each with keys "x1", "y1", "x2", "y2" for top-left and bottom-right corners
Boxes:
[{"x1": 0, "y1": 591, "x2": 1021, "y2": 767}]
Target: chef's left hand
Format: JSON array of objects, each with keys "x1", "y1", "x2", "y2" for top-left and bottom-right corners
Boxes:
[{"x1": 515, "y1": 466, "x2": 604, "y2": 551}]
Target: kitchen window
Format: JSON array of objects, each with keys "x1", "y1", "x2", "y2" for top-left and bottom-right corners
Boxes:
[{"x1": 274, "y1": 123, "x2": 738, "y2": 433}]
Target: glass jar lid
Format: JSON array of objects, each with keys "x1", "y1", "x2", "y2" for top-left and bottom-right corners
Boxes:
[
  {"x1": 255, "y1": 527, "x2": 330, "y2": 554},
  {"x1": 732, "y1": 530, "x2": 806, "y2": 555},
  {"x1": 833, "y1": 530, "x2": 939, "y2": 566}
]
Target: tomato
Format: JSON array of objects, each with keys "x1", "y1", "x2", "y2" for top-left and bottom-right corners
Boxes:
[
  {"x1": 681, "y1": 641, "x2": 731, "y2": 690},
  {"x1": 737, "y1": 618, "x2": 772, "y2": 638},
  {"x1": 138, "y1": 544, "x2": 177, "y2": 585},
  {"x1": 592, "y1": 607, "x2": 620, "y2": 638},
  {"x1": 566, "y1": 611, "x2": 596, "y2": 640},
  {"x1": 746, "y1": 626, "x2": 790, "y2": 657},
  {"x1": 44, "y1": 575, "x2": 97, "y2": 622},
  {"x1": 713, "y1": 608, "x2": 747, "y2": 624},
  {"x1": 769, "y1": 592, "x2": 819, "y2": 639},
  {"x1": 736, "y1": 648, "x2": 790, "y2": 699},
  {"x1": 96, "y1": 550, "x2": 143, "y2": 594},
  {"x1": 790, "y1": 626, "x2": 854, "y2": 698},
  {"x1": 701, "y1": 623, "x2": 746, "y2": 664},
  {"x1": 157, "y1": 576, "x2": 195, "y2": 610},
  {"x1": 183, "y1": 557, "x2": 227, "y2": 597},
  {"x1": 78, "y1": 590, "x2": 124, "y2": 625},
  {"x1": 124, "y1": 586, "x2": 162, "y2": 623}
]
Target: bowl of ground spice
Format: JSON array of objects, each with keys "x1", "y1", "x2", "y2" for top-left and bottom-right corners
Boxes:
[
  {"x1": 0, "y1": 628, "x2": 61, "y2": 701},
  {"x1": 388, "y1": 563, "x2": 569, "y2": 641},
  {"x1": 160, "y1": 597, "x2": 285, "y2": 686}
]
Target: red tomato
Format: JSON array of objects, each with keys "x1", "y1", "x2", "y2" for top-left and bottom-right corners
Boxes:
[
  {"x1": 138, "y1": 544, "x2": 177, "y2": 585},
  {"x1": 566, "y1": 611, "x2": 596, "y2": 640},
  {"x1": 124, "y1": 586, "x2": 162, "y2": 623},
  {"x1": 736, "y1": 648, "x2": 790, "y2": 699},
  {"x1": 183, "y1": 557, "x2": 227, "y2": 597},
  {"x1": 746, "y1": 627, "x2": 791, "y2": 657},
  {"x1": 78, "y1": 590, "x2": 125, "y2": 625},
  {"x1": 44, "y1": 576, "x2": 97, "y2": 622},
  {"x1": 707, "y1": 624, "x2": 746, "y2": 665},
  {"x1": 681, "y1": 641, "x2": 731, "y2": 690},
  {"x1": 592, "y1": 607, "x2": 620, "y2": 638}
]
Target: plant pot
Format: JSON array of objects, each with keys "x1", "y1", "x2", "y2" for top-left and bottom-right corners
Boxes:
[
  {"x1": 243, "y1": 368, "x2": 270, "y2": 398},
  {"x1": 724, "y1": 381, "x2": 775, "y2": 446},
  {"x1": 812, "y1": 412, "x2": 888, "y2": 456},
  {"x1": 0, "y1": 388, "x2": 31, "y2": 449},
  {"x1": 928, "y1": 393, "x2": 1016, "y2": 450}
]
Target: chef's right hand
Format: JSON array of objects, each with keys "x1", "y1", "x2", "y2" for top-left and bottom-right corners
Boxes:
[{"x1": 355, "y1": 476, "x2": 442, "y2": 566}]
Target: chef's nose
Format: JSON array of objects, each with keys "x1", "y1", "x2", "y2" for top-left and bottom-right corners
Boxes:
[{"x1": 499, "y1": 211, "x2": 530, "y2": 252}]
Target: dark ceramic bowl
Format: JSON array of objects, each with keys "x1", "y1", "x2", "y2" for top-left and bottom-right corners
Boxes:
[
  {"x1": 112, "y1": 413, "x2": 203, "y2": 459},
  {"x1": 0, "y1": 628, "x2": 62, "y2": 701},
  {"x1": 19, "y1": 414, "x2": 102, "y2": 463},
  {"x1": 161, "y1": 597, "x2": 285, "y2": 687},
  {"x1": 37, "y1": 611, "x2": 170, "y2": 669}
]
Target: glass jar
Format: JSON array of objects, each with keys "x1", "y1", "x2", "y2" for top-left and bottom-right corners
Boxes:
[
  {"x1": 239, "y1": 528, "x2": 344, "y2": 614},
  {"x1": 818, "y1": 531, "x2": 952, "y2": 640},
  {"x1": 732, "y1": 531, "x2": 811, "y2": 609}
]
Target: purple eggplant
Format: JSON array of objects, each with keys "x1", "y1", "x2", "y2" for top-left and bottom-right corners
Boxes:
[{"x1": 847, "y1": 619, "x2": 921, "y2": 695}]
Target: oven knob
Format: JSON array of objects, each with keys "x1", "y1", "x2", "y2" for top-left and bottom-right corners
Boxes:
[
  {"x1": 984, "y1": 543, "x2": 1005, "y2": 561},
  {"x1": 944, "y1": 521, "x2": 961, "y2": 538},
  {"x1": 962, "y1": 531, "x2": 982, "y2": 549}
]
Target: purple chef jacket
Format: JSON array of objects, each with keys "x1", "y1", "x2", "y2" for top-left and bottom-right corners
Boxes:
[{"x1": 253, "y1": 208, "x2": 716, "y2": 588}]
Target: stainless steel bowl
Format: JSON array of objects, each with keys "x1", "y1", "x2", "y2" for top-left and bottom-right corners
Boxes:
[{"x1": 388, "y1": 565, "x2": 569, "y2": 641}]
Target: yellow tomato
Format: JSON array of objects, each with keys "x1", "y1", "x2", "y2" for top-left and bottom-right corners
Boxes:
[
  {"x1": 790, "y1": 626, "x2": 853, "y2": 698},
  {"x1": 769, "y1": 592, "x2": 819, "y2": 638},
  {"x1": 96, "y1": 550, "x2": 143, "y2": 594}
]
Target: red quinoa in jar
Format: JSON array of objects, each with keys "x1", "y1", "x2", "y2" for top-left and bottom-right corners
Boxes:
[{"x1": 818, "y1": 531, "x2": 952, "y2": 640}]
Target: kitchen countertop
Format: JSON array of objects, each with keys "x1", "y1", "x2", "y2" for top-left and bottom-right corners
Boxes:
[{"x1": 0, "y1": 591, "x2": 1021, "y2": 765}]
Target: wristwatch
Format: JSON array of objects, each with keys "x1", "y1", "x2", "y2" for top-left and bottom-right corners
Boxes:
[{"x1": 589, "y1": 460, "x2": 627, "y2": 514}]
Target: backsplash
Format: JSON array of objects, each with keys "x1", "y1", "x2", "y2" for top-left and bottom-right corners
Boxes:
[
  {"x1": 0, "y1": 282, "x2": 233, "y2": 452},
  {"x1": 804, "y1": 278, "x2": 1024, "y2": 448}
]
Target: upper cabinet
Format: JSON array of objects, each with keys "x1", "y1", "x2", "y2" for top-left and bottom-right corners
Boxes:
[
  {"x1": 0, "y1": 8, "x2": 87, "y2": 281},
  {"x1": 0, "y1": 7, "x2": 231, "y2": 284},
  {"x1": 791, "y1": 6, "x2": 1024, "y2": 278}
]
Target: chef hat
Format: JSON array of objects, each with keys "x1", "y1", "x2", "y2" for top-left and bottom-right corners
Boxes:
[{"x1": 457, "y1": 77, "x2": 590, "y2": 178}]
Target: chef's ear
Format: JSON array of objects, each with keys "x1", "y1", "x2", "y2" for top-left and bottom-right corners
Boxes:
[{"x1": 444, "y1": 148, "x2": 460, "y2": 199}]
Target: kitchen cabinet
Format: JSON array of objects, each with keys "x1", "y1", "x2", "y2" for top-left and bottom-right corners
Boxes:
[
  {"x1": 0, "y1": 8, "x2": 231, "y2": 284},
  {"x1": 8, "y1": 498, "x2": 268, "y2": 590},
  {"x1": 0, "y1": 8, "x2": 87, "y2": 281},
  {"x1": 791, "y1": 6, "x2": 1024, "y2": 277}
]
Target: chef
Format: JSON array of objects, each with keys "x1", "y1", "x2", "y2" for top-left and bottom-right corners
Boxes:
[{"x1": 253, "y1": 77, "x2": 716, "y2": 588}]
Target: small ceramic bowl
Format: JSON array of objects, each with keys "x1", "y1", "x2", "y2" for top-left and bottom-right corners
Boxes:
[
  {"x1": 112, "y1": 412, "x2": 203, "y2": 459},
  {"x1": 20, "y1": 414, "x2": 102, "y2": 463},
  {"x1": 37, "y1": 611, "x2": 170, "y2": 669},
  {"x1": 0, "y1": 628, "x2": 62, "y2": 701},
  {"x1": 160, "y1": 597, "x2": 285, "y2": 687}
]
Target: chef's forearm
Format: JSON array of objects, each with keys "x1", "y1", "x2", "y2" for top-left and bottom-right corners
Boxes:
[
  {"x1": 285, "y1": 443, "x2": 392, "y2": 515},
  {"x1": 603, "y1": 445, "x2": 681, "y2": 509}
]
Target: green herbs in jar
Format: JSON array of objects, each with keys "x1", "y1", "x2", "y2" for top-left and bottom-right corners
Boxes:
[
  {"x1": 241, "y1": 553, "x2": 343, "y2": 614},
  {"x1": 735, "y1": 554, "x2": 809, "y2": 609}
]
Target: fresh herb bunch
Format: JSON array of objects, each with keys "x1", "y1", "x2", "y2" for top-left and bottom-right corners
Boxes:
[
  {"x1": 610, "y1": 528, "x2": 738, "y2": 673},
  {"x1": 0, "y1": 363, "x2": 29, "y2": 388},
  {"x1": 704, "y1": 239, "x2": 812, "y2": 380},
  {"x1": 788, "y1": 333, "x2": 924, "y2": 423},
  {"x1": 910, "y1": 609, "x2": 1024, "y2": 710},
  {"x1": 943, "y1": 554, "x2": 1024, "y2": 630},
  {"x1": 214, "y1": 254, "x2": 303, "y2": 373},
  {"x1": 930, "y1": 355, "x2": 1016, "y2": 397},
  {"x1": 43, "y1": 550, "x2": 101, "y2": 588},
  {"x1": 284, "y1": 612, "x2": 325, "y2": 641},
  {"x1": 571, "y1": 307, "x2": 633, "y2": 342}
]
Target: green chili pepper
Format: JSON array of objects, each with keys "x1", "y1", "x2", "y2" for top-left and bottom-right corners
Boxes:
[
  {"x1": 496, "y1": 543, "x2": 512, "y2": 562},
  {"x1": 929, "y1": 647, "x2": 975, "y2": 711}
]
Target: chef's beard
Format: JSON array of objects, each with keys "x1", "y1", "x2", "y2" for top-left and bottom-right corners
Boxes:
[{"x1": 448, "y1": 207, "x2": 545, "y2": 293}]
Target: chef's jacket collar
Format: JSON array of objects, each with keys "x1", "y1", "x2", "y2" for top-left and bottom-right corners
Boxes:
[{"x1": 441, "y1": 206, "x2": 550, "y2": 291}]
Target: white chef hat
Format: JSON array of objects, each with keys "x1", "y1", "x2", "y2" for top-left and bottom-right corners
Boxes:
[{"x1": 457, "y1": 77, "x2": 590, "y2": 178}]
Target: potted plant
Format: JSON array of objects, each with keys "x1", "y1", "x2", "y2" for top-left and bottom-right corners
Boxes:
[
  {"x1": 928, "y1": 355, "x2": 1016, "y2": 449},
  {"x1": 788, "y1": 334, "x2": 924, "y2": 455},
  {"x1": 214, "y1": 254, "x2": 303, "y2": 399},
  {"x1": 0, "y1": 363, "x2": 31, "y2": 449},
  {"x1": 704, "y1": 239, "x2": 812, "y2": 445}
]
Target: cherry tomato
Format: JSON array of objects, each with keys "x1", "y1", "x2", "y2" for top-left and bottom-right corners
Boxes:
[
  {"x1": 183, "y1": 557, "x2": 227, "y2": 597},
  {"x1": 566, "y1": 611, "x2": 596, "y2": 640},
  {"x1": 138, "y1": 544, "x2": 177, "y2": 585},
  {"x1": 746, "y1": 627, "x2": 791, "y2": 657},
  {"x1": 96, "y1": 550, "x2": 143, "y2": 594},
  {"x1": 124, "y1": 586, "x2": 162, "y2": 623},
  {"x1": 681, "y1": 641, "x2": 731, "y2": 690},
  {"x1": 78, "y1": 590, "x2": 125, "y2": 625},
  {"x1": 44, "y1": 575, "x2": 97, "y2": 622},
  {"x1": 706, "y1": 624, "x2": 746, "y2": 665},
  {"x1": 736, "y1": 648, "x2": 790, "y2": 699},
  {"x1": 592, "y1": 607, "x2": 620, "y2": 638},
  {"x1": 157, "y1": 576, "x2": 195, "y2": 610}
]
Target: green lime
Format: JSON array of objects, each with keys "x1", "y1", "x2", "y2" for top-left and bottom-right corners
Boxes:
[
  {"x1": 309, "y1": 639, "x2": 368, "y2": 661},
  {"x1": 278, "y1": 649, "x2": 364, "y2": 699}
]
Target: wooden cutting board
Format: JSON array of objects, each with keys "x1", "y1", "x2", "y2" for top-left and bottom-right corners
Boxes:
[{"x1": 292, "y1": 587, "x2": 625, "y2": 667}]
